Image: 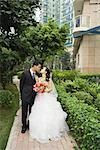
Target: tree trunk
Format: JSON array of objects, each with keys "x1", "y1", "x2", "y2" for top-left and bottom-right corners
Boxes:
[{"x1": 60, "y1": 62, "x2": 63, "y2": 70}]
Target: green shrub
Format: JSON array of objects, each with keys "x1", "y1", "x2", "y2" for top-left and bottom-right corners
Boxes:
[
  {"x1": 95, "y1": 94, "x2": 100, "y2": 111},
  {"x1": 65, "y1": 80, "x2": 81, "y2": 93},
  {"x1": 87, "y1": 86, "x2": 97, "y2": 99},
  {"x1": 0, "y1": 84, "x2": 19, "y2": 107},
  {"x1": 0, "y1": 90, "x2": 14, "y2": 106},
  {"x1": 53, "y1": 70, "x2": 79, "y2": 82},
  {"x1": 6, "y1": 84, "x2": 19, "y2": 100},
  {"x1": 56, "y1": 84, "x2": 100, "y2": 150},
  {"x1": 80, "y1": 73, "x2": 100, "y2": 84},
  {"x1": 64, "y1": 78, "x2": 90, "y2": 93},
  {"x1": 72, "y1": 91, "x2": 93, "y2": 105},
  {"x1": 0, "y1": 84, "x2": 19, "y2": 150},
  {"x1": 64, "y1": 78, "x2": 98, "y2": 100},
  {"x1": 53, "y1": 70, "x2": 100, "y2": 84},
  {"x1": 74, "y1": 78, "x2": 89, "y2": 90}
]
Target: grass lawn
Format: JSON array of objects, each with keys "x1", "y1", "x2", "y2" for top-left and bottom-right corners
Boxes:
[{"x1": 0, "y1": 84, "x2": 19, "y2": 150}]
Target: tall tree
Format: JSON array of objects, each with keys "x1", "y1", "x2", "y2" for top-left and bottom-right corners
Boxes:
[
  {"x1": 0, "y1": 0, "x2": 40, "y2": 56},
  {"x1": 60, "y1": 51, "x2": 71, "y2": 70},
  {"x1": 0, "y1": 0, "x2": 40, "y2": 88},
  {"x1": 0, "y1": 0, "x2": 39, "y2": 34},
  {"x1": 24, "y1": 19, "x2": 69, "y2": 61}
]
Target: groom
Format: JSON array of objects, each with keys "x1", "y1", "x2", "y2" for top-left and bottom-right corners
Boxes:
[{"x1": 20, "y1": 60, "x2": 42, "y2": 133}]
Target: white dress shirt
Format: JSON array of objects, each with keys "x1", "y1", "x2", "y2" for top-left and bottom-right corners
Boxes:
[{"x1": 30, "y1": 68, "x2": 35, "y2": 78}]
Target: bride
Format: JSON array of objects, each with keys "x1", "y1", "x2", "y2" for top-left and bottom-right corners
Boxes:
[{"x1": 29, "y1": 67, "x2": 69, "y2": 143}]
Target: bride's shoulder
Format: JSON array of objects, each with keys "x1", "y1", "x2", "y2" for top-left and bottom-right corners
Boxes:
[
  {"x1": 48, "y1": 78, "x2": 53, "y2": 85},
  {"x1": 49, "y1": 78, "x2": 52, "y2": 82}
]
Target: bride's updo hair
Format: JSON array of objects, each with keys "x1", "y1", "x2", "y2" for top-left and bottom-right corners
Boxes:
[{"x1": 45, "y1": 68, "x2": 50, "y2": 82}]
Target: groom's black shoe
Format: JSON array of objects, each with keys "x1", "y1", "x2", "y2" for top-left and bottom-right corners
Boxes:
[{"x1": 21, "y1": 126, "x2": 27, "y2": 133}]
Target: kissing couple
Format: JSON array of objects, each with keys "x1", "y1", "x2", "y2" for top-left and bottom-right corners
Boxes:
[{"x1": 20, "y1": 60, "x2": 69, "y2": 143}]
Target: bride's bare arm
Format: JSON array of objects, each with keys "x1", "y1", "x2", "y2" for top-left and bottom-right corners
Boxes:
[{"x1": 45, "y1": 80, "x2": 52, "y2": 92}]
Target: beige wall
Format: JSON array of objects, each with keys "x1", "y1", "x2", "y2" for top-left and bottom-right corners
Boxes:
[
  {"x1": 76, "y1": 35, "x2": 100, "y2": 73},
  {"x1": 82, "y1": 0, "x2": 100, "y2": 27},
  {"x1": 75, "y1": 0, "x2": 100, "y2": 73}
]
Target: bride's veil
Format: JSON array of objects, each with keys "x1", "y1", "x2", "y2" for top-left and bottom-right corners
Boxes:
[{"x1": 50, "y1": 73, "x2": 58, "y2": 98}]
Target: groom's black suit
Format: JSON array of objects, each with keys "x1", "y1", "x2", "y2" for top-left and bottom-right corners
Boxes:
[{"x1": 20, "y1": 69, "x2": 36, "y2": 128}]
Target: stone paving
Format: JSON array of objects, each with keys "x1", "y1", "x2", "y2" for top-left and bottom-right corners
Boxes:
[{"x1": 5, "y1": 109, "x2": 75, "y2": 150}]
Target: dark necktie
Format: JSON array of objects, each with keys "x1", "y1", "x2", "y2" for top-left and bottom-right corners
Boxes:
[{"x1": 32, "y1": 73, "x2": 35, "y2": 79}]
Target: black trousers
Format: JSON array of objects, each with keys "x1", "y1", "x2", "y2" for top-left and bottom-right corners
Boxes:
[{"x1": 22, "y1": 101, "x2": 33, "y2": 128}]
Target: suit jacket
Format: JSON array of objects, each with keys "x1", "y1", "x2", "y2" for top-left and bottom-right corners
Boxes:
[{"x1": 20, "y1": 70, "x2": 36, "y2": 104}]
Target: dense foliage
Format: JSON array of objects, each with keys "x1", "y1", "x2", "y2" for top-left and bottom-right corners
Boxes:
[
  {"x1": 53, "y1": 70, "x2": 100, "y2": 149},
  {"x1": 56, "y1": 84, "x2": 100, "y2": 150},
  {"x1": 0, "y1": 84, "x2": 19, "y2": 150}
]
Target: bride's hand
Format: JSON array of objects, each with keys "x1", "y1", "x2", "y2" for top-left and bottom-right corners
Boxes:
[{"x1": 45, "y1": 87, "x2": 52, "y2": 93}]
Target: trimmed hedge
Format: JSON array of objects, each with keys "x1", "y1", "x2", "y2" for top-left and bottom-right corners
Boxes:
[
  {"x1": 0, "y1": 84, "x2": 19, "y2": 150},
  {"x1": 56, "y1": 77, "x2": 100, "y2": 110},
  {"x1": 53, "y1": 70, "x2": 79, "y2": 81},
  {"x1": 56, "y1": 84, "x2": 100, "y2": 150},
  {"x1": 53, "y1": 70, "x2": 100, "y2": 84},
  {"x1": 64, "y1": 78, "x2": 89, "y2": 93},
  {"x1": 72, "y1": 91, "x2": 93, "y2": 105},
  {"x1": 0, "y1": 90, "x2": 14, "y2": 106},
  {"x1": 80, "y1": 73, "x2": 100, "y2": 84},
  {"x1": 0, "y1": 83, "x2": 19, "y2": 107},
  {"x1": 6, "y1": 83, "x2": 19, "y2": 100},
  {"x1": 95, "y1": 94, "x2": 100, "y2": 111}
]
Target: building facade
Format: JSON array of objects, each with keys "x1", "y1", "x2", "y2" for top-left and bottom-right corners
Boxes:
[
  {"x1": 73, "y1": 0, "x2": 100, "y2": 73},
  {"x1": 40, "y1": 0, "x2": 74, "y2": 49},
  {"x1": 60, "y1": 0, "x2": 73, "y2": 47},
  {"x1": 40, "y1": 0, "x2": 59, "y2": 23}
]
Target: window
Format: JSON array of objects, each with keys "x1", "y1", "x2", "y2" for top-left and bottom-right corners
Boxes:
[
  {"x1": 76, "y1": 17, "x2": 80, "y2": 27},
  {"x1": 78, "y1": 54, "x2": 80, "y2": 66},
  {"x1": 66, "y1": 15, "x2": 70, "y2": 21}
]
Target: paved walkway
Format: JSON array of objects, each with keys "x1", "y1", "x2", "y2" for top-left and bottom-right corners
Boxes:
[{"x1": 5, "y1": 76, "x2": 76, "y2": 150}]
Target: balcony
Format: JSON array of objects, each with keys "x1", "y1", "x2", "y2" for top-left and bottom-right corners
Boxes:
[{"x1": 73, "y1": 15, "x2": 90, "y2": 33}]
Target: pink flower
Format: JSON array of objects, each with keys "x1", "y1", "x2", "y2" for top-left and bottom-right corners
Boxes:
[{"x1": 33, "y1": 82, "x2": 47, "y2": 93}]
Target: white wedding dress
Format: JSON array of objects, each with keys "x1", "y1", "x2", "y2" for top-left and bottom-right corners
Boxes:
[{"x1": 29, "y1": 87, "x2": 69, "y2": 143}]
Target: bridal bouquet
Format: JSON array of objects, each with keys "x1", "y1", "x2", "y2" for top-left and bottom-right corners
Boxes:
[{"x1": 33, "y1": 82, "x2": 47, "y2": 93}]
